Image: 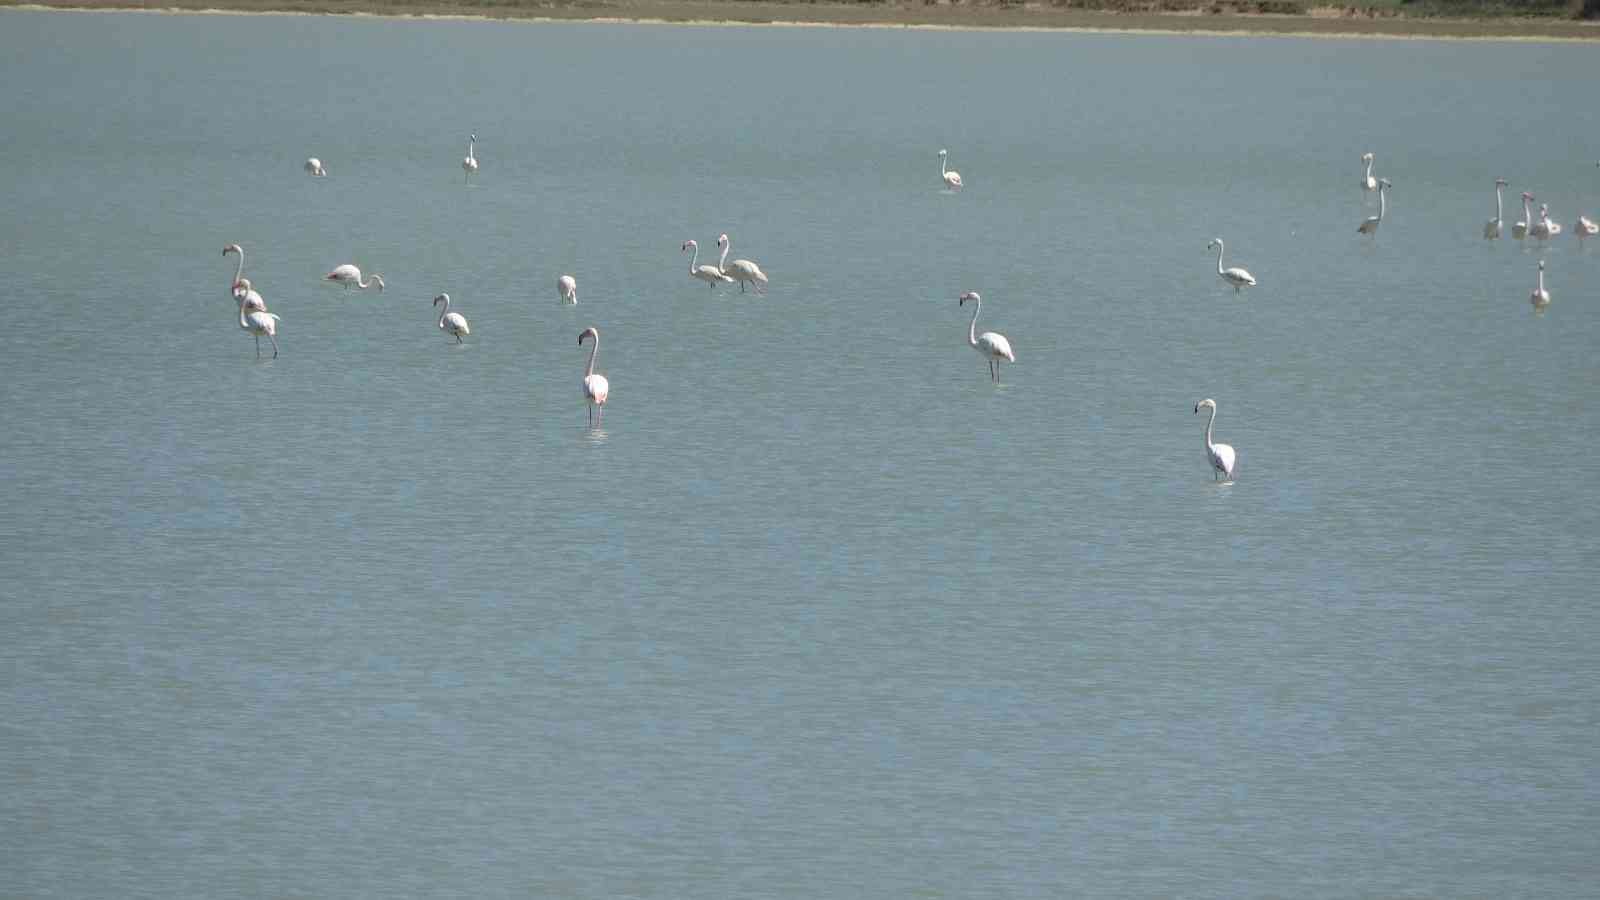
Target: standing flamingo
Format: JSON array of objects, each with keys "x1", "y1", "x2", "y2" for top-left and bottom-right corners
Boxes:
[
  {"x1": 1207, "y1": 238, "x2": 1257, "y2": 293},
  {"x1": 938, "y1": 149, "x2": 963, "y2": 191},
  {"x1": 683, "y1": 240, "x2": 732, "y2": 288},
  {"x1": 1513, "y1": 192, "x2": 1533, "y2": 240},
  {"x1": 304, "y1": 158, "x2": 327, "y2": 177},
  {"x1": 578, "y1": 327, "x2": 609, "y2": 427},
  {"x1": 433, "y1": 293, "x2": 470, "y2": 342},
  {"x1": 326, "y1": 264, "x2": 384, "y2": 292},
  {"x1": 1360, "y1": 152, "x2": 1377, "y2": 192},
  {"x1": 958, "y1": 291, "x2": 1015, "y2": 382},
  {"x1": 1358, "y1": 179, "x2": 1391, "y2": 235},
  {"x1": 1530, "y1": 260, "x2": 1550, "y2": 311},
  {"x1": 222, "y1": 244, "x2": 266, "y2": 312},
  {"x1": 462, "y1": 133, "x2": 478, "y2": 182},
  {"x1": 717, "y1": 233, "x2": 768, "y2": 294},
  {"x1": 1194, "y1": 399, "x2": 1236, "y2": 482},
  {"x1": 238, "y1": 291, "x2": 280, "y2": 358},
  {"x1": 558, "y1": 275, "x2": 578, "y2": 305},
  {"x1": 1484, "y1": 179, "x2": 1507, "y2": 239}
]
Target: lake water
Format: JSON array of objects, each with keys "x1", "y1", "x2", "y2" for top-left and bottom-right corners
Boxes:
[{"x1": 2, "y1": 9, "x2": 1597, "y2": 896}]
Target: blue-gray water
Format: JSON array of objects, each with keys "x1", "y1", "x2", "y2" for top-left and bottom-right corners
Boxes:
[{"x1": 2, "y1": 10, "x2": 1597, "y2": 896}]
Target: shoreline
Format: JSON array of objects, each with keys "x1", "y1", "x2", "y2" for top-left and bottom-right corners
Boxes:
[{"x1": 5, "y1": 0, "x2": 1599, "y2": 40}]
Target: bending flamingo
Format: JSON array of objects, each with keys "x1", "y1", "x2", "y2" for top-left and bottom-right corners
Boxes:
[
  {"x1": 1194, "y1": 398, "x2": 1236, "y2": 482},
  {"x1": 1484, "y1": 178, "x2": 1507, "y2": 240},
  {"x1": 578, "y1": 326, "x2": 609, "y2": 427},
  {"x1": 1207, "y1": 238, "x2": 1256, "y2": 293},
  {"x1": 558, "y1": 275, "x2": 578, "y2": 305},
  {"x1": 304, "y1": 158, "x2": 327, "y2": 177},
  {"x1": 958, "y1": 291, "x2": 1014, "y2": 382},
  {"x1": 683, "y1": 240, "x2": 732, "y2": 288},
  {"x1": 326, "y1": 264, "x2": 384, "y2": 292},
  {"x1": 238, "y1": 291, "x2": 280, "y2": 359},
  {"x1": 939, "y1": 149, "x2": 963, "y2": 191},
  {"x1": 433, "y1": 293, "x2": 470, "y2": 343},
  {"x1": 717, "y1": 233, "x2": 768, "y2": 294}
]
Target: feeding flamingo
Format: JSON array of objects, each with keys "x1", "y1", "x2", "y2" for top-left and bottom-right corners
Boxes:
[
  {"x1": 558, "y1": 275, "x2": 578, "y2": 305},
  {"x1": 304, "y1": 158, "x2": 326, "y2": 177},
  {"x1": 1358, "y1": 179, "x2": 1391, "y2": 235},
  {"x1": 326, "y1": 264, "x2": 384, "y2": 292}
]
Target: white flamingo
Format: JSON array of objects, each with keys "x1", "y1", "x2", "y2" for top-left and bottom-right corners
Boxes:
[
  {"x1": 1360, "y1": 152, "x2": 1377, "y2": 192},
  {"x1": 578, "y1": 326, "x2": 609, "y2": 427},
  {"x1": 1484, "y1": 178, "x2": 1507, "y2": 240},
  {"x1": 958, "y1": 291, "x2": 1014, "y2": 382},
  {"x1": 462, "y1": 133, "x2": 478, "y2": 182},
  {"x1": 222, "y1": 244, "x2": 266, "y2": 312},
  {"x1": 238, "y1": 291, "x2": 280, "y2": 358},
  {"x1": 1207, "y1": 238, "x2": 1256, "y2": 293},
  {"x1": 1530, "y1": 260, "x2": 1550, "y2": 311},
  {"x1": 1513, "y1": 192, "x2": 1533, "y2": 240},
  {"x1": 1532, "y1": 203, "x2": 1562, "y2": 240},
  {"x1": 939, "y1": 149, "x2": 963, "y2": 191},
  {"x1": 717, "y1": 233, "x2": 768, "y2": 294},
  {"x1": 304, "y1": 157, "x2": 326, "y2": 177},
  {"x1": 558, "y1": 275, "x2": 578, "y2": 305},
  {"x1": 433, "y1": 293, "x2": 470, "y2": 342},
  {"x1": 1194, "y1": 398, "x2": 1236, "y2": 482},
  {"x1": 1358, "y1": 179, "x2": 1391, "y2": 235},
  {"x1": 683, "y1": 240, "x2": 732, "y2": 288},
  {"x1": 326, "y1": 264, "x2": 384, "y2": 292}
]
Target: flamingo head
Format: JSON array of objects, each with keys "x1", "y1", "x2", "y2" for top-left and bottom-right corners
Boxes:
[
  {"x1": 1362, "y1": 152, "x2": 1373, "y2": 162},
  {"x1": 1522, "y1": 192, "x2": 1533, "y2": 201},
  {"x1": 1195, "y1": 398, "x2": 1216, "y2": 414},
  {"x1": 579, "y1": 327, "x2": 598, "y2": 346},
  {"x1": 433, "y1": 293, "x2": 448, "y2": 307},
  {"x1": 959, "y1": 291, "x2": 979, "y2": 305},
  {"x1": 682, "y1": 240, "x2": 695, "y2": 251},
  {"x1": 1379, "y1": 179, "x2": 1392, "y2": 190},
  {"x1": 939, "y1": 149, "x2": 948, "y2": 157},
  {"x1": 1539, "y1": 203, "x2": 1549, "y2": 215},
  {"x1": 1538, "y1": 260, "x2": 1545, "y2": 271},
  {"x1": 372, "y1": 274, "x2": 385, "y2": 292},
  {"x1": 233, "y1": 278, "x2": 251, "y2": 291},
  {"x1": 469, "y1": 133, "x2": 476, "y2": 142},
  {"x1": 223, "y1": 243, "x2": 240, "y2": 256},
  {"x1": 717, "y1": 233, "x2": 729, "y2": 247},
  {"x1": 1495, "y1": 178, "x2": 1508, "y2": 187},
  {"x1": 1206, "y1": 238, "x2": 1220, "y2": 250}
]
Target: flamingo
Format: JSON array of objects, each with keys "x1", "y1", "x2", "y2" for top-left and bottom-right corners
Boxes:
[
  {"x1": 1194, "y1": 398, "x2": 1236, "y2": 482},
  {"x1": 432, "y1": 293, "x2": 470, "y2": 343},
  {"x1": 939, "y1": 149, "x2": 963, "y2": 191},
  {"x1": 326, "y1": 264, "x2": 384, "y2": 292},
  {"x1": 222, "y1": 244, "x2": 266, "y2": 312},
  {"x1": 1484, "y1": 178, "x2": 1507, "y2": 240},
  {"x1": 958, "y1": 291, "x2": 1014, "y2": 382},
  {"x1": 1531, "y1": 203, "x2": 1562, "y2": 240},
  {"x1": 578, "y1": 326, "x2": 609, "y2": 427},
  {"x1": 304, "y1": 158, "x2": 326, "y2": 177},
  {"x1": 1530, "y1": 260, "x2": 1550, "y2": 311},
  {"x1": 1513, "y1": 192, "x2": 1533, "y2": 240},
  {"x1": 462, "y1": 133, "x2": 478, "y2": 182},
  {"x1": 238, "y1": 291, "x2": 280, "y2": 358},
  {"x1": 717, "y1": 233, "x2": 768, "y2": 294},
  {"x1": 683, "y1": 240, "x2": 732, "y2": 288},
  {"x1": 1358, "y1": 179, "x2": 1391, "y2": 235},
  {"x1": 1207, "y1": 238, "x2": 1256, "y2": 293},
  {"x1": 1360, "y1": 152, "x2": 1377, "y2": 192},
  {"x1": 558, "y1": 275, "x2": 578, "y2": 305}
]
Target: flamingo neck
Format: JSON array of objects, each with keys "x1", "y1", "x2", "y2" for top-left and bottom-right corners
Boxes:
[
  {"x1": 1523, "y1": 196, "x2": 1532, "y2": 222},
  {"x1": 230, "y1": 248, "x2": 244, "y2": 287},
  {"x1": 1495, "y1": 186, "x2": 1503, "y2": 219},
  {"x1": 1377, "y1": 187, "x2": 1386, "y2": 220},
  {"x1": 941, "y1": 155, "x2": 948, "y2": 177},
  {"x1": 687, "y1": 243, "x2": 699, "y2": 272},
  {"x1": 238, "y1": 295, "x2": 250, "y2": 330},
  {"x1": 1214, "y1": 241, "x2": 1226, "y2": 275},
  {"x1": 718, "y1": 241, "x2": 729, "y2": 273},
  {"x1": 967, "y1": 298, "x2": 981, "y2": 348},
  {"x1": 1537, "y1": 269, "x2": 1545, "y2": 293},
  {"x1": 436, "y1": 297, "x2": 449, "y2": 329},
  {"x1": 585, "y1": 337, "x2": 599, "y2": 378},
  {"x1": 467, "y1": 138, "x2": 475, "y2": 160},
  {"x1": 1203, "y1": 405, "x2": 1217, "y2": 450},
  {"x1": 1364, "y1": 158, "x2": 1373, "y2": 180}
]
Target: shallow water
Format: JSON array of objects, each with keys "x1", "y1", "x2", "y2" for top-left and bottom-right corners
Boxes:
[{"x1": 1, "y1": 10, "x2": 1597, "y2": 897}]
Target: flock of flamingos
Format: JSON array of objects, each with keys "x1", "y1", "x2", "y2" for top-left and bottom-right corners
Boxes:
[{"x1": 224, "y1": 141, "x2": 1600, "y2": 482}]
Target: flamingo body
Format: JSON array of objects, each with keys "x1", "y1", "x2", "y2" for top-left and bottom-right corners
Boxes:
[
  {"x1": 304, "y1": 157, "x2": 326, "y2": 177},
  {"x1": 326, "y1": 264, "x2": 384, "y2": 291},
  {"x1": 238, "y1": 293, "x2": 280, "y2": 358},
  {"x1": 558, "y1": 275, "x2": 578, "y2": 305},
  {"x1": 1512, "y1": 192, "x2": 1532, "y2": 240},
  {"x1": 1195, "y1": 399, "x2": 1236, "y2": 482}
]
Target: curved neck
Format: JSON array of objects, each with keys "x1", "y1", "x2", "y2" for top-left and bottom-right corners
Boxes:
[
  {"x1": 358, "y1": 273, "x2": 378, "y2": 290},
  {"x1": 941, "y1": 155, "x2": 948, "y2": 176},
  {"x1": 436, "y1": 297, "x2": 449, "y2": 328},
  {"x1": 1213, "y1": 241, "x2": 1226, "y2": 275},
  {"x1": 1203, "y1": 405, "x2": 1217, "y2": 449},
  {"x1": 966, "y1": 298, "x2": 981, "y2": 348},
  {"x1": 238, "y1": 295, "x2": 249, "y2": 329},
  {"x1": 1364, "y1": 157, "x2": 1373, "y2": 179},
  {"x1": 718, "y1": 242, "x2": 729, "y2": 272},
  {"x1": 584, "y1": 336, "x2": 599, "y2": 378},
  {"x1": 230, "y1": 248, "x2": 244, "y2": 286},
  {"x1": 687, "y1": 243, "x2": 699, "y2": 272},
  {"x1": 467, "y1": 137, "x2": 475, "y2": 160}
]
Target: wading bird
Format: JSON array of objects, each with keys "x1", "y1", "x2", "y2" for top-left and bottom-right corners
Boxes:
[
  {"x1": 1207, "y1": 238, "x2": 1256, "y2": 293},
  {"x1": 558, "y1": 274, "x2": 578, "y2": 305},
  {"x1": 683, "y1": 239, "x2": 733, "y2": 288},
  {"x1": 578, "y1": 327, "x2": 609, "y2": 427},
  {"x1": 433, "y1": 293, "x2": 470, "y2": 342},
  {"x1": 717, "y1": 233, "x2": 768, "y2": 294},
  {"x1": 1194, "y1": 398, "x2": 1236, "y2": 482},
  {"x1": 326, "y1": 264, "x2": 384, "y2": 292},
  {"x1": 1358, "y1": 179, "x2": 1391, "y2": 235},
  {"x1": 958, "y1": 291, "x2": 1014, "y2": 382},
  {"x1": 939, "y1": 148, "x2": 963, "y2": 191},
  {"x1": 462, "y1": 133, "x2": 478, "y2": 182},
  {"x1": 1484, "y1": 178, "x2": 1507, "y2": 240}
]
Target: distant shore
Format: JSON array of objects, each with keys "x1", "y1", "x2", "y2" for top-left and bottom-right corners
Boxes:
[{"x1": 6, "y1": 0, "x2": 1599, "y2": 40}]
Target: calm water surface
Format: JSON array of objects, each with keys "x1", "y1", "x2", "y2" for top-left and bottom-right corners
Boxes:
[{"x1": 1, "y1": 10, "x2": 1597, "y2": 897}]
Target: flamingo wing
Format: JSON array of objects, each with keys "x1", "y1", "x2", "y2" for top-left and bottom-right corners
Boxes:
[
  {"x1": 446, "y1": 312, "x2": 470, "y2": 335},
  {"x1": 1225, "y1": 267, "x2": 1256, "y2": 286},
  {"x1": 1212, "y1": 442, "x2": 1236, "y2": 478}
]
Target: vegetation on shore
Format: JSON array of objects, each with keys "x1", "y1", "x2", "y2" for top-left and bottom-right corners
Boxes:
[{"x1": 6, "y1": 0, "x2": 1599, "y2": 37}]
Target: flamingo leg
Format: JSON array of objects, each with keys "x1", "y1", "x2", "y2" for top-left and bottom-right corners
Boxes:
[
  {"x1": 254, "y1": 334, "x2": 261, "y2": 358},
  {"x1": 270, "y1": 334, "x2": 279, "y2": 358}
]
